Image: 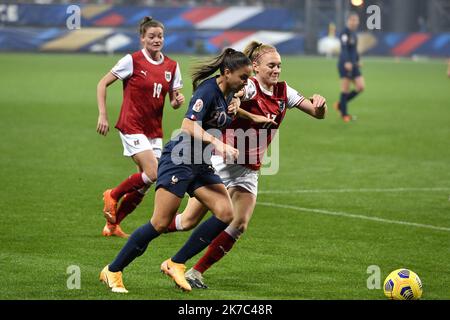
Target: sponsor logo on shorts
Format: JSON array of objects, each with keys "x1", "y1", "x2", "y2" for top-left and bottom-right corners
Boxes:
[
  {"x1": 171, "y1": 175, "x2": 179, "y2": 185},
  {"x1": 134, "y1": 140, "x2": 140, "y2": 146}
]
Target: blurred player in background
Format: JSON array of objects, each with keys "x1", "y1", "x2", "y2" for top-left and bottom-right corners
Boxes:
[
  {"x1": 447, "y1": 59, "x2": 450, "y2": 77},
  {"x1": 164, "y1": 41, "x2": 327, "y2": 289},
  {"x1": 333, "y1": 12, "x2": 365, "y2": 122},
  {"x1": 318, "y1": 23, "x2": 340, "y2": 58},
  {"x1": 99, "y1": 48, "x2": 276, "y2": 293},
  {"x1": 96, "y1": 17, "x2": 185, "y2": 238}
]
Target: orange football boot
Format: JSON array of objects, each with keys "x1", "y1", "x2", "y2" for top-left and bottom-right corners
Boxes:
[
  {"x1": 160, "y1": 259, "x2": 192, "y2": 292},
  {"x1": 342, "y1": 115, "x2": 353, "y2": 122},
  {"x1": 102, "y1": 222, "x2": 129, "y2": 238},
  {"x1": 99, "y1": 265, "x2": 128, "y2": 293},
  {"x1": 103, "y1": 189, "x2": 118, "y2": 224}
]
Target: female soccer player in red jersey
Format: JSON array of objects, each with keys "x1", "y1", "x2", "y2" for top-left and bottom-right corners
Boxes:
[
  {"x1": 165, "y1": 41, "x2": 327, "y2": 288},
  {"x1": 96, "y1": 17, "x2": 185, "y2": 238}
]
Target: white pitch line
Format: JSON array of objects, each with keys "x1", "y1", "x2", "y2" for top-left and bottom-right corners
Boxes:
[
  {"x1": 258, "y1": 187, "x2": 450, "y2": 194},
  {"x1": 257, "y1": 202, "x2": 450, "y2": 233}
]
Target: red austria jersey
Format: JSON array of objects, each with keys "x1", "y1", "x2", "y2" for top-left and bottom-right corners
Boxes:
[
  {"x1": 223, "y1": 77, "x2": 304, "y2": 170},
  {"x1": 111, "y1": 49, "x2": 183, "y2": 139}
]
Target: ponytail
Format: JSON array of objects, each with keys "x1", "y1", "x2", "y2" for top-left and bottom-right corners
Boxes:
[
  {"x1": 191, "y1": 48, "x2": 251, "y2": 90},
  {"x1": 243, "y1": 41, "x2": 276, "y2": 63}
]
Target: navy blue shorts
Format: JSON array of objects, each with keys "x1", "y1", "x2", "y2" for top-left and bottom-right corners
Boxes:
[
  {"x1": 338, "y1": 63, "x2": 362, "y2": 79},
  {"x1": 155, "y1": 151, "x2": 223, "y2": 198}
]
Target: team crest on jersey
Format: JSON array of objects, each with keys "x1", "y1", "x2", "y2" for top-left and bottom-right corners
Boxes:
[
  {"x1": 278, "y1": 100, "x2": 285, "y2": 112},
  {"x1": 192, "y1": 99, "x2": 204, "y2": 112},
  {"x1": 165, "y1": 71, "x2": 172, "y2": 82}
]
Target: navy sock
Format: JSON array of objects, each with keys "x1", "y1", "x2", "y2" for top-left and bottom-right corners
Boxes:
[
  {"x1": 171, "y1": 216, "x2": 228, "y2": 264},
  {"x1": 109, "y1": 222, "x2": 160, "y2": 272},
  {"x1": 346, "y1": 90, "x2": 359, "y2": 102},
  {"x1": 339, "y1": 92, "x2": 348, "y2": 116}
]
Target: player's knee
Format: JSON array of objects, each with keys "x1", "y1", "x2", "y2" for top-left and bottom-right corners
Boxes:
[
  {"x1": 213, "y1": 206, "x2": 233, "y2": 224},
  {"x1": 150, "y1": 218, "x2": 169, "y2": 233},
  {"x1": 356, "y1": 84, "x2": 365, "y2": 93}
]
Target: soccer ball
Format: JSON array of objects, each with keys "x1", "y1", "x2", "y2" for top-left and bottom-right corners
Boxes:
[{"x1": 383, "y1": 269, "x2": 423, "y2": 300}]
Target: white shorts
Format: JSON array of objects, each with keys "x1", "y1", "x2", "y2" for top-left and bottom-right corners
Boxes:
[
  {"x1": 119, "y1": 132, "x2": 163, "y2": 158},
  {"x1": 211, "y1": 155, "x2": 259, "y2": 196}
]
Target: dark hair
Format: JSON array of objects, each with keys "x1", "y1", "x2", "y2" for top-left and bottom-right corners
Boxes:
[
  {"x1": 191, "y1": 48, "x2": 251, "y2": 90},
  {"x1": 139, "y1": 16, "x2": 164, "y2": 36},
  {"x1": 346, "y1": 11, "x2": 360, "y2": 20},
  {"x1": 243, "y1": 41, "x2": 277, "y2": 63}
]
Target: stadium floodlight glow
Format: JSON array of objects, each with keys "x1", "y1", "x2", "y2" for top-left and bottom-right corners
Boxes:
[{"x1": 351, "y1": 0, "x2": 364, "y2": 6}]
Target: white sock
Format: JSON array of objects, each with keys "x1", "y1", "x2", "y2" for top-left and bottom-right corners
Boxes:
[
  {"x1": 141, "y1": 172, "x2": 153, "y2": 185},
  {"x1": 224, "y1": 225, "x2": 242, "y2": 240},
  {"x1": 175, "y1": 214, "x2": 184, "y2": 231}
]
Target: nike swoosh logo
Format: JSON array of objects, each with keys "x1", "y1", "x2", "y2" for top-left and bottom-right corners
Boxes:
[{"x1": 219, "y1": 245, "x2": 228, "y2": 254}]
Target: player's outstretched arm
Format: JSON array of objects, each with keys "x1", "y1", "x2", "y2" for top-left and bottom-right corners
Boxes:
[
  {"x1": 96, "y1": 72, "x2": 118, "y2": 136},
  {"x1": 296, "y1": 94, "x2": 327, "y2": 119},
  {"x1": 237, "y1": 107, "x2": 278, "y2": 126},
  {"x1": 226, "y1": 93, "x2": 276, "y2": 126}
]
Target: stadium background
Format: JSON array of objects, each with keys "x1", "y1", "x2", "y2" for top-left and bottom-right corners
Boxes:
[
  {"x1": 0, "y1": 0, "x2": 449, "y2": 301},
  {"x1": 1, "y1": 0, "x2": 449, "y2": 56}
]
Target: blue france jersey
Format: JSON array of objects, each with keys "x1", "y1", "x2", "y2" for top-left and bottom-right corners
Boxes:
[
  {"x1": 339, "y1": 27, "x2": 359, "y2": 64},
  {"x1": 185, "y1": 77, "x2": 233, "y2": 131},
  {"x1": 163, "y1": 77, "x2": 234, "y2": 164}
]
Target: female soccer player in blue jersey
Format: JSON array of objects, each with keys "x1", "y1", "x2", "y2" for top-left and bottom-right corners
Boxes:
[
  {"x1": 99, "y1": 48, "x2": 274, "y2": 293},
  {"x1": 334, "y1": 12, "x2": 365, "y2": 122}
]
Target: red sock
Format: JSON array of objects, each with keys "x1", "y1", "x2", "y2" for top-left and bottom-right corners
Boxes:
[
  {"x1": 116, "y1": 190, "x2": 145, "y2": 224},
  {"x1": 166, "y1": 215, "x2": 178, "y2": 233},
  {"x1": 110, "y1": 173, "x2": 147, "y2": 200},
  {"x1": 193, "y1": 230, "x2": 237, "y2": 274}
]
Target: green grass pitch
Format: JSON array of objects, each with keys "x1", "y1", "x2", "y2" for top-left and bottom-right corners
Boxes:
[{"x1": 0, "y1": 53, "x2": 448, "y2": 300}]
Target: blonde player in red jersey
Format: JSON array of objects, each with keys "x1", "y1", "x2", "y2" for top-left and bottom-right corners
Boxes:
[
  {"x1": 164, "y1": 41, "x2": 327, "y2": 288},
  {"x1": 96, "y1": 17, "x2": 185, "y2": 238}
]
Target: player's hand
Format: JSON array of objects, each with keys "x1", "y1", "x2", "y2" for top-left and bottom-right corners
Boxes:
[
  {"x1": 214, "y1": 140, "x2": 239, "y2": 162},
  {"x1": 310, "y1": 94, "x2": 327, "y2": 109},
  {"x1": 171, "y1": 91, "x2": 185, "y2": 109},
  {"x1": 234, "y1": 89, "x2": 244, "y2": 99},
  {"x1": 97, "y1": 115, "x2": 109, "y2": 136},
  {"x1": 344, "y1": 62, "x2": 353, "y2": 71},
  {"x1": 252, "y1": 114, "x2": 278, "y2": 126},
  {"x1": 227, "y1": 97, "x2": 241, "y2": 116}
]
